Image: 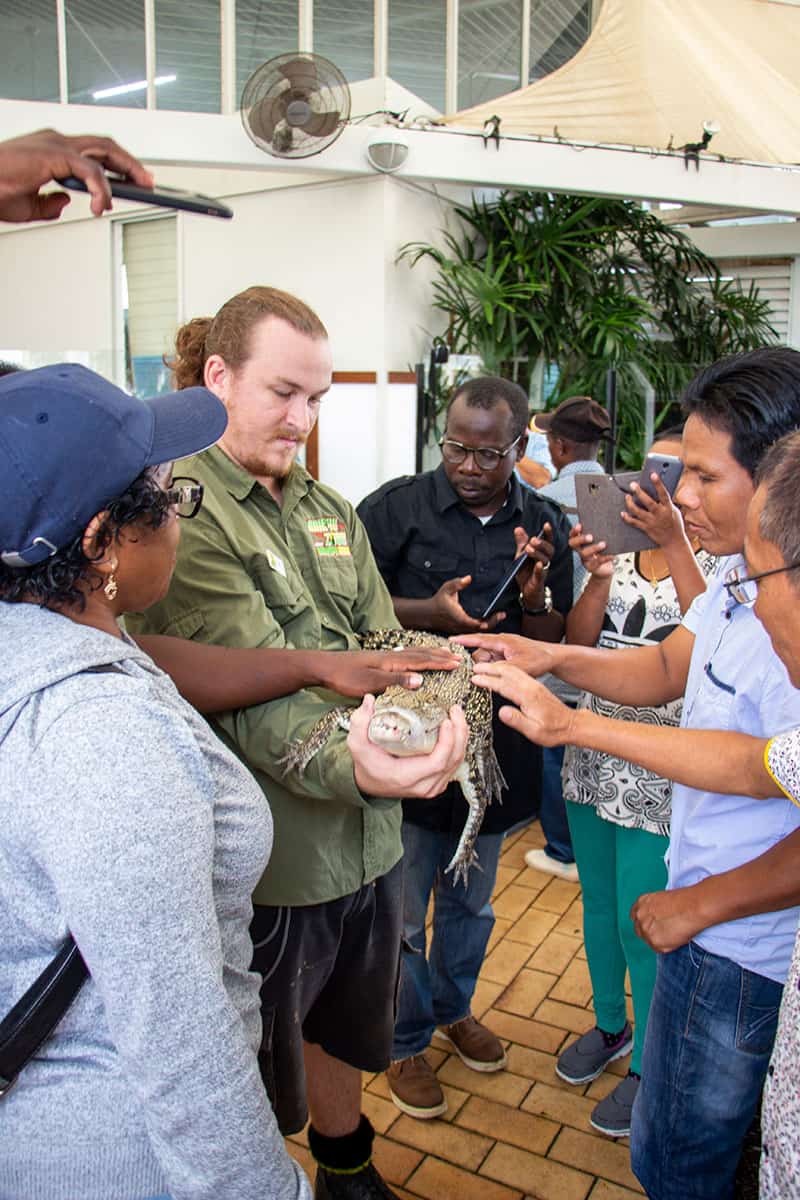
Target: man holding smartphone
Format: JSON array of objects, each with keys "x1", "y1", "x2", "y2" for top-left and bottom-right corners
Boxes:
[{"x1": 357, "y1": 375, "x2": 572, "y2": 1119}]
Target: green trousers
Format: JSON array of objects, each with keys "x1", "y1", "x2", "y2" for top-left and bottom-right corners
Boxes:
[{"x1": 566, "y1": 799, "x2": 669, "y2": 1075}]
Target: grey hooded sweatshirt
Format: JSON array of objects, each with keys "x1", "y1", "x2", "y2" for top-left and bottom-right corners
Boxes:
[{"x1": 0, "y1": 602, "x2": 310, "y2": 1200}]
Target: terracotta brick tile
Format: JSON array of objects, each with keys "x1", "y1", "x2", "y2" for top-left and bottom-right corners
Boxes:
[
  {"x1": 588, "y1": 1178, "x2": 645, "y2": 1198},
  {"x1": 372, "y1": 1133, "x2": 424, "y2": 1186},
  {"x1": 455, "y1": 1094, "x2": 560, "y2": 1156},
  {"x1": 408, "y1": 1155, "x2": 523, "y2": 1200},
  {"x1": 362, "y1": 1089, "x2": 401, "y2": 1134},
  {"x1": 483, "y1": 1008, "x2": 567, "y2": 1055},
  {"x1": 505, "y1": 906, "x2": 561, "y2": 947},
  {"x1": 501, "y1": 839, "x2": 539, "y2": 871},
  {"x1": 505, "y1": 1042, "x2": 566, "y2": 1087},
  {"x1": 472, "y1": 977, "x2": 506, "y2": 1018},
  {"x1": 437, "y1": 1056, "x2": 532, "y2": 1107},
  {"x1": 496, "y1": 967, "x2": 555, "y2": 1017},
  {"x1": 488, "y1": 915, "x2": 514, "y2": 952},
  {"x1": 482, "y1": 937, "x2": 535, "y2": 985},
  {"x1": 493, "y1": 883, "x2": 537, "y2": 921},
  {"x1": 585, "y1": 1059, "x2": 631, "y2": 1101},
  {"x1": 535, "y1": 877, "x2": 582, "y2": 914},
  {"x1": 553, "y1": 898, "x2": 584, "y2": 939},
  {"x1": 521, "y1": 1080, "x2": 597, "y2": 1129},
  {"x1": 528, "y1": 930, "x2": 582, "y2": 976},
  {"x1": 534, "y1": 998, "x2": 595, "y2": 1036},
  {"x1": 390, "y1": 1113, "x2": 493, "y2": 1171},
  {"x1": 513, "y1": 865, "x2": 548, "y2": 893},
  {"x1": 493, "y1": 864, "x2": 522, "y2": 895},
  {"x1": 480, "y1": 1142, "x2": 592, "y2": 1200},
  {"x1": 440, "y1": 1083, "x2": 470, "y2": 1121},
  {"x1": 550, "y1": 1128, "x2": 641, "y2": 1191},
  {"x1": 550, "y1": 957, "x2": 593, "y2": 1007}
]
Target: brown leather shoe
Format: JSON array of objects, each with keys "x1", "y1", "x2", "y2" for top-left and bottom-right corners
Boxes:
[
  {"x1": 433, "y1": 1015, "x2": 507, "y2": 1072},
  {"x1": 386, "y1": 1054, "x2": 447, "y2": 1119}
]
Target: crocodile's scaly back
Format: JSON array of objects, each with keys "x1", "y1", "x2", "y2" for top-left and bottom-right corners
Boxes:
[{"x1": 280, "y1": 629, "x2": 505, "y2": 883}]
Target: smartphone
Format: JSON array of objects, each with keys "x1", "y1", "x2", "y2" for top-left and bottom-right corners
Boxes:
[
  {"x1": 480, "y1": 526, "x2": 548, "y2": 620},
  {"x1": 480, "y1": 551, "x2": 529, "y2": 621},
  {"x1": 57, "y1": 175, "x2": 233, "y2": 220},
  {"x1": 636, "y1": 453, "x2": 683, "y2": 501}
]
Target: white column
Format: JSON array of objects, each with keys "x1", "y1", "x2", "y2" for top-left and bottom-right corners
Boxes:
[{"x1": 445, "y1": 0, "x2": 459, "y2": 114}]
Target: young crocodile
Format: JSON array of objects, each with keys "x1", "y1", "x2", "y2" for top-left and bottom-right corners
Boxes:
[{"x1": 279, "y1": 629, "x2": 506, "y2": 885}]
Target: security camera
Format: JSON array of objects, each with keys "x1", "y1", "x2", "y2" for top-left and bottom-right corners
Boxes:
[{"x1": 366, "y1": 129, "x2": 409, "y2": 173}]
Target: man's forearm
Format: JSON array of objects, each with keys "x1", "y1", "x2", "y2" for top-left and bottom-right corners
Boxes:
[
  {"x1": 549, "y1": 641, "x2": 684, "y2": 706},
  {"x1": 691, "y1": 829, "x2": 800, "y2": 927},
  {"x1": 570, "y1": 709, "x2": 779, "y2": 799},
  {"x1": 392, "y1": 596, "x2": 439, "y2": 631},
  {"x1": 134, "y1": 635, "x2": 327, "y2": 713}
]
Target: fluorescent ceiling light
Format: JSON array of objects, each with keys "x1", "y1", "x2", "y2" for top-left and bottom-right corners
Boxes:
[{"x1": 93, "y1": 74, "x2": 176, "y2": 101}]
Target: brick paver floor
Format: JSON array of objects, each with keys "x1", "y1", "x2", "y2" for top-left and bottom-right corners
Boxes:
[{"x1": 287, "y1": 820, "x2": 645, "y2": 1199}]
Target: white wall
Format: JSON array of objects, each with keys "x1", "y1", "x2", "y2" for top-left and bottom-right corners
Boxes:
[{"x1": 0, "y1": 217, "x2": 116, "y2": 376}]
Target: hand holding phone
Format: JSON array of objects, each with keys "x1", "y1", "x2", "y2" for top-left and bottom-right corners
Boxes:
[
  {"x1": 480, "y1": 525, "x2": 549, "y2": 620},
  {"x1": 56, "y1": 174, "x2": 233, "y2": 219}
]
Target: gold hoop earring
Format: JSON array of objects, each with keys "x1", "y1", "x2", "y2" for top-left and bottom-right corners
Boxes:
[{"x1": 104, "y1": 574, "x2": 118, "y2": 601}]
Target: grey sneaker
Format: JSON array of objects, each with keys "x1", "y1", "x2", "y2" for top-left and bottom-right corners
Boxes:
[
  {"x1": 590, "y1": 1071, "x2": 640, "y2": 1137},
  {"x1": 555, "y1": 1022, "x2": 633, "y2": 1084}
]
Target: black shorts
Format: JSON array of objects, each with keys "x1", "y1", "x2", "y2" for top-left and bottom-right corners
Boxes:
[{"x1": 250, "y1": 859, "x2": 403, "y2": 1135}]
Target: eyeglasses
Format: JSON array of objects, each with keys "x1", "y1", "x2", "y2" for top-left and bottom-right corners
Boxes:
[
  {"x1": 723, "y1": 560, "x2": 800, "y2": 606},
  {"x1": 165, "y1": 476, "x2": 204, "y2": 520},
  {"x1": 439, "y1": 435, "x2": 522, "y2": 471}
]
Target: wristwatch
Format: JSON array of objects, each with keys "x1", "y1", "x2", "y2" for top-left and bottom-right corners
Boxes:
[{"x1": 520, "y1": 585, "x2": 552, "y2": 617}]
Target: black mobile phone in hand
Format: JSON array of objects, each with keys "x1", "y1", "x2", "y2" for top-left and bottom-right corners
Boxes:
[
  {"x1": 56, "y1": 175, "x2": 234, "y2": 219},
  {"x1": 637, "y1": 453, "x2": 683, "y2": 502},
  {"x1": 480, "y1": 527, "x2": 547, "y2": 621}
]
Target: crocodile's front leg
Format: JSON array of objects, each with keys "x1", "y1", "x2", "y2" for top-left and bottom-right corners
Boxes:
[{"x1": 278, "y1": 707, "x2": 351, "y2": 776}]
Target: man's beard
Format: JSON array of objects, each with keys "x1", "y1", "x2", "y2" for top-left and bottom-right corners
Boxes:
[{"x1": 220, "y1": 431, "x2": 306, "y2": 481}]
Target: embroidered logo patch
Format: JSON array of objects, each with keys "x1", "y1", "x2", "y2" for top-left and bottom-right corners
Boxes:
[{"x1": 307, "y1": 516, "x2": 352, "y2": 557}]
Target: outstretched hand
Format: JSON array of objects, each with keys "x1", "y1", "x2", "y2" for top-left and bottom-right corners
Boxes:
[
  {"x1": 430, "y1": 575, "x2": 506, "y2": 634},
  {"x1": 317, "y1": 646, "x2": 459, "y2": 697},
  {"x1": 0, "y1": 129, "x2": 153, "y2": 223},
  {"x1": 348, "y1": 695, "x2": 468, "y2": 798},
  {"x1": 470, "y1": 660, "x2": 575, "y2": 746},
  {"x1": 454, "y1": 631, "x2": 558, "y2": 675}
]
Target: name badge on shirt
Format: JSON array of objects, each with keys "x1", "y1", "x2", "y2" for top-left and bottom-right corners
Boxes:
[
  {"x1": 307, "y1": 516, "x2": 352, "y2": 557},
  {"x1": 266, "y1": 549, "x2": 287, "y2": 577}
]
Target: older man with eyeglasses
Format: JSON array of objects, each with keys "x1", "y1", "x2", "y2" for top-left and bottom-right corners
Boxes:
[
  {"x1": 460, "y1": 347, "x2": 800, "y2": 1200},
  {"x1": 357, "y1": 374, "x2": 573, "y2": 1120}
]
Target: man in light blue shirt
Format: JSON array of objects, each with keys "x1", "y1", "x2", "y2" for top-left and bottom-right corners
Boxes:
[{"x1": 460, "y1": 348, "x2": 800, "y2": 1200}]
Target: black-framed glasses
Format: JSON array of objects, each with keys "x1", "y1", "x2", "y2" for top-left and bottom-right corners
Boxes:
[
  {"x1": 439, "y1": 435, "x2": 522, "y2": 471},
  {"x1": 165, "y1": 476, "x2": 204, "y2": 520},
  {"x1": 723, "y1": 560, "x2": 800, "y2": 606}
]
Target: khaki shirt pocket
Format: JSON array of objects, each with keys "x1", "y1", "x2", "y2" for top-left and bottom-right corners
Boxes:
[{"x1": 251, "y1": 558, "x2": 308, "y2": 621}]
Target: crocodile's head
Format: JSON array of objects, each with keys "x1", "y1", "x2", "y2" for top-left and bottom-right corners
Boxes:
[{"x1": 368, "y1": 703, "x2": 449, "y2": 757}]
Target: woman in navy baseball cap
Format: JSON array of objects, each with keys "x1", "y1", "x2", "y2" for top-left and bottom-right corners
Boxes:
[{"x1": 0, "y1": 364, "x2": 312, "y2": 1200}]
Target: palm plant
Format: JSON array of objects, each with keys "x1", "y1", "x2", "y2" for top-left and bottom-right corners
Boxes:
[{"x1": 400, "y1": 190, "x2": 778, "y2": 466}]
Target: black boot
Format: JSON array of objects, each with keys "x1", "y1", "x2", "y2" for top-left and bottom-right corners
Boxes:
[{"x1": 310, "y1": 1115, "x2": 400, "y2": 1200}]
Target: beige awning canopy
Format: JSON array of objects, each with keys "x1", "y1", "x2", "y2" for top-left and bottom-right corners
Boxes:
[{"x1": 443, "y1": 0, "x2": 800, "y2": 166}]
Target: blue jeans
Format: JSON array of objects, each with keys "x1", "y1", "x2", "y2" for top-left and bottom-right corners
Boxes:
[
  {"x1": 392, "y1": 823, "x2": 504, "y2": 1059},
  {"x1": 540, "y1": 744, "x2": 574, "y2": 863},
  {"x1": 631, "y1": 940, "x2": 783, "y2": 1200}
]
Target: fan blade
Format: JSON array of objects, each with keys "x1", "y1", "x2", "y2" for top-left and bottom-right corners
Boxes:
[
  {"x1": 279, "y1": 57, "x2": 319, "y2": 92},
  {"x1": 247, "y1": 95, "x2": 285, "y2": 144},
  {"x1": 302, "y1": 110, "x2": 341, "y2": 138}
]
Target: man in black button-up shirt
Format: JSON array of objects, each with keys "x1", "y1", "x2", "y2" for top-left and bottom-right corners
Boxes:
[{"x1": 357, "y1": 375, "x2": 572, "y2": 1118}]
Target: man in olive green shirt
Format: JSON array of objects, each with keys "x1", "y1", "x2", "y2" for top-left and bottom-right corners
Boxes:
[{"x1": 131, "y1": 286, "x2": 466, "y2": 1200}]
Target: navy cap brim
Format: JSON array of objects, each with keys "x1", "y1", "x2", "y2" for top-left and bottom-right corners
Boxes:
[{"x1": 143, "y1": 386, "x2": 227, "y2": 465}]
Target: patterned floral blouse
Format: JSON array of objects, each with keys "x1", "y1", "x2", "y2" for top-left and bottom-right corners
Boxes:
[
  {"x1": 561, "y1": 550, "x2": 716, "y2": 836},
  {"x1": 760, "y1": 725, "x2": 800, "y2": 1200}
]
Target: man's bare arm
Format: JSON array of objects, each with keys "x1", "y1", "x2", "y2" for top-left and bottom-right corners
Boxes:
[{"x1": 134, "y1": 634, "x2": 458, "y2": 712}]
